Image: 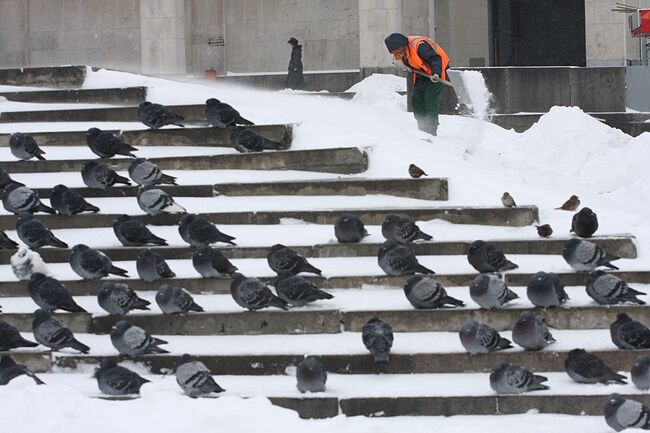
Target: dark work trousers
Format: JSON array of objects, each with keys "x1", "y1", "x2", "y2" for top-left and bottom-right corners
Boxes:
[{"x1": 411, "y1": 81, "x2": 444, "y2": 136}]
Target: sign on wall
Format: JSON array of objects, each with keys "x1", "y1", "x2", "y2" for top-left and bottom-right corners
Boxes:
[{"x1": 208, "y1": 36, "x2": 225, "y2": 47}]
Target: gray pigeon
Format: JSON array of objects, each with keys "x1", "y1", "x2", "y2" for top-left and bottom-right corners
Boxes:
[
  {"x1": 86, "y1": 128, "x2": 138, "y2": 158},
  {"x1": 0, "y1": 355, "x2": 45, "y2": 385},
  {"x1": 176, "y1": 354, "x2": 225, "y2": 398},
  {"x1": 378, "y1": 240, "x2": 435, "y2": 276},
  {"x1": 230, "y1": 126, "x2": 283, "y2": 153},
  {"x1": 565, "y1": 348, "x2": 627, "y2": 384},
  {"x1": 70, "y1": 244, "x2": 129, "y2": 280},
  {"x1": 0, "y1": 229, "x2": 18, "y2": 249},
  {"x1": 632, "y1": 357, "x2": 650, "y2": 391},
  {"x1": 267, "y1": 244, "x2": 321, "y2": 276},
  {"x1": 0, "y1": 168, "x2": 23, "y2": 190},
  {"x1": 469, "y1": 273, "x2": 518, "y2": 309},
  {"x1": 0, "y1": 320, "x2": 39, "y2": 351},
  {"x1": 459, "y1": 320, "x2": 512, "y2": 354},
  {"x1": 81, "y1": 161, "x2": 131, "y2": 190},
  {"x1": 192, "y1": 246, "x2": 238, "y2": 277},
  {"x1": 178, "y1": 214, "x2": 236, "y2": 247},
  {"x1": 97, "y1": 282, "x2": 150, "y2": 315},
  {"x1": 381, "y1": 214, "x2": 433, "y2": 243},
  {"x1": 110, "y1": 320, "x2": 169, "y2": 355},
  {"x1": 362, "y1": 317, "x2": 394, "y2": 367},
  {"x1": 526, "y1": 271, "x2": 568, "y2": 308},
  {"x1": 9, "y1": 133, "x2": 46, "y2": 161},
  {"x1": 587, "y1": 270, "x2": 644, "y2": 305},
  {"x1": 156, "y1": 284, "x2": 204, "y2": 314},
  {"x1": 403, "y1": 276, "x2": 464, "y2": 309},
  {"x1": 604, "y1": 394, "x2": 650, "y2": 432},
  {"x1": 32, "y1": 309, "x2": 90, "y2": 353},
  {"x1": 512, "y1": 312, "x2": 555, "y2": 351},
  {"x1": 571, "y1": 207, "x2": 598, "y2": 238},
  {"x1": 94, "y1": 359, "x2": 150, "y2": 395},
  {"x1": 206, "y1": 98, "x2": 254, "y2": 128},
  {"x1": 137, "y1": 101, "x2": 185, "y2": 129},
  {"x1": 230, "y1": 272, "x2": 288, "y2": 311},
  {"x1": 296, "y1": 357, "x2": 327, "y2": 393},
  {"x1": 2, "y1": 182, "x2": 55, "y2": 214},
  {"x1": 11, "y1": 246, "x2": 51, "y2": 280},
  {"x1": 489, "y1": 362, "x2": 549, "y2": 394},
  {"x1": 50, "y1": 184, "x2": 100, "y2": 216},
  {"x1": 467, "y1": 240, "x2": 518, "y2": 273},
  {"x1": 128, "y1": 158, "x2": 177, "y2": 186},
  {"x1": 562, "y1": 238, "x2": 619, "y2": 271},
  {"x1": 113, "y1": 214, "x2": 168, "y2": 246},
  {"x1": 136, "y1": 249, "x2": 175, "y2": 282},
  {"x1": 334, "y1": 213, "x2": 368, "y2": 243},
  {"x1": 273, "y1": 274, "x2": 333, "y2": 307},
  {"x1": 137, "y1": 185, "x2": 186, "y2": 216},
  {"x1": 16, "y1": 214, "x2": 68, "y2": 249},
  {"x1": 28, "y1": 273, "x2": 86, "y2": 313},
  {"x1": 610, "y1": 313, "x2": 650, "y2": 350}
]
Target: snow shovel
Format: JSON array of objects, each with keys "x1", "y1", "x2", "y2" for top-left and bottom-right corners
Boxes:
[{"x1": 407, "y1": 67, "x2": 475, "y2": 113}]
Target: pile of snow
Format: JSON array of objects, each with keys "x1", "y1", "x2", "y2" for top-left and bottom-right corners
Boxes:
[
  {"x1": 346, "y1": 73, "x2": 407, "y2": 110},
  {"x1": 455, "y1": 70, "x2": 493, "y2": 119}
]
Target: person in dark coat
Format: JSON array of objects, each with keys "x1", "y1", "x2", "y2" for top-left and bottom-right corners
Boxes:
[{"x1": 286, "y1": 37, "x2": 304, "y2": 90}]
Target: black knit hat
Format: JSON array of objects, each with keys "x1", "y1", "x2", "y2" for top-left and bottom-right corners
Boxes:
[
  {"x1": 384, "y1": 33, "x2": 408, "y2": 51},
  {"x1": 288, "y1": 37, "x2": 299, "y2": 45}
]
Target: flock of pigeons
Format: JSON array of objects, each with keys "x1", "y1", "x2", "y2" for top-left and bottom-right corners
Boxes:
[{"x1": 0, "y1": 99, "x2": 646, "y2": 429}]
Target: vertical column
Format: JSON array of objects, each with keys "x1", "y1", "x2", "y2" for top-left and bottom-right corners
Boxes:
[
  {"x1": 358, "y1": 0, "x2": 402, "y2": 74},
  {"x1": 140, "y1": 0, "x2": 186, "y2": 74}
]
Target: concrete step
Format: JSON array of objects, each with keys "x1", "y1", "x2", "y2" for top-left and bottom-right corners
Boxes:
[
  {"x1": 0, "y1": 65, "x2": 86, "y2": 87},
  {"x1": 0, "y1": 350, "x2": 51, "y2": 373},
  {"x1": 0, "y1": 87, "x2": 147, "y2": 104},
  {"x1": 0, "y1": 147, "x2": 367, "y2": 175}
]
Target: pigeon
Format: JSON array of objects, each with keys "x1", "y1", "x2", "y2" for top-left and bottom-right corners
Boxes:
[
  {"x1": 512, "y1": 312, "x2": 555, "y2": 351},
  {"x1": 0, "y1": 168, "x2": 23, "y2": 190},
  {"x1": 16, "y1": 214, "x2": 68, "y2": 249},
  {"x1": 489, "y1": 363, "x2": 549, "y2": 394},
  {"x1": 459, "y1": 320, "x2": 512, "y2": 354},
  {"x1": 1, "y1": 182, "x2": 55, "y2": 214},
  {"x1": 81, "y1": 161, "x2": 131, "y2": 190},
  {"x1": 94, "y1": 359, "x2": 150, "y2": 395},
  {"x1": 137, "y1": 185, "x2": 186, "y2": 216},
  {"x1": 70, "y1": 244, "x2": 129, "y2": 280},
  {"x1": 334, "y1": 213, "x2": 368, "y2": 243},
  {"x1": 378, "y1": 240, "x2": 435, "y2": 276},
  {"x1": 610, "y1": 313, "x2": 650, "y2": 350},
  {"x1": 408, "y1": 163, "x2": 427, "y2": 178},
  {"x1": 176, "y1": 354, "x2": 225, "y2": 398},
  {"x1": 230, "y1": 272, "x2": 288, "y2": 311},
  {"x1": 178, "y1": 214, "x2": 236, "y2": 247},
  {"x1": 467, "y1": 240, "x2": 518, "y2": 273},
  {"x1": 556, "y1": 195, "x2": 580, "y2": 211},
  {"x1": 156, "y1": 284, "x2": 204, "y2": 314},
  {"x1": 403, "y1": 276, "x2": 464, "y2": 309},
  {"x1": 11, "y1": 246, "x2": 51, "y2": 280},
  {"x1": 9, "y1": 132, "x2": 46, "y2": 161},
  {"x1": 136, "y1": 249, "x2": 175, "y2": 282},
  {"x1": 586, "y1": 270, "x2": 643, "y2": 305},
  {"x1": 205, "y1": 98, "x2": 254, "y2": 128},
  {"x1": 97, "y1": 282, "x2": 151, "y2": 315},
  {"x1": 571, "y1": 207, "x2": 599, "y2": 238},
  {"x1": 49, "y1": 184, "x2": 100, "y2": 216},
  {"x1": 86, "y1": 128, "x2": 137, "y2": 158},
  {"x1": 469, "y1": 273, "x2": 518, "y2": 309},
  {"x1": 267, "y1": 244, "x2": 321, "y2": 276},
  {"x1": 113, "y1": 214, "x2": 168, "y2": 246},
  {"x1": 230, "y1": 126, "x2": 284, "y2": 153},
  {"x1": 0, "y1": 320, "x2": 39, "y2": 351},
  {"x1": 273, "y1": 274, "x2": 333, "y2": 307},
  {"x1": 362, "y1": 317, "x2": 394, "y2": 367},
  {"x1": 501, "y1": 192, "x2": 516, "y2": 207},
  {"x1": 128, "y1": 158, "x2": 177, "y2": 186},
  {"x1": 32, "y1": 309, "x2": 90, "y2": 353},
  {"x1": 562, "y1": 238, "x2": 620, "y2": 271},
  {"x1": 631, "y1": 357, "x2": 650, "y2": 390},
  {"x1": 536, "y1": 224, "x2": 553, "y2": 238},
  {"x1": 137, "y1": 101, "x2": 185, "y2": 129},
  {"x1": 28, "y1": 273, "x2": 86, "y2": 313},
  {"x1": 381, "y1": 214, "x2": 433, "y2": 243},
  {"x1": 192, "y1": 246, "x2": 238, "y2": 277},
  {"x1": 0, "y1": 229, "x2": 18, "y2": 249},
  {"x1": 0, "y1": 355, "x2": 45, "y2": 385},
  {"x1": 526, "y1": 271, "x2": 568, "y2": 308},
  {"x1": 110, "y1": 320, "x2": 169, "y2": 355},
  {"x1": 603, "y1": 394, "x2": 650, "y2": 432},
  {"x1": 296, "y1": 357, "x2": 327, "y2": 393},
  {"x1": 565, "y1": 348, "x2": 627, "y2": 384}
]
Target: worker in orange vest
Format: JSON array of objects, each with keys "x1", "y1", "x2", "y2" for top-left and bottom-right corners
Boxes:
[{"x1": 385, "y1": 32, "x2": 450, "y2": 136}]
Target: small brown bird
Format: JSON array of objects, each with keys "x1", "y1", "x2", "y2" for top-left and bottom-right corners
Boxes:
[
  {"x1": 556, "y1": 195, "x2": 580, "y2": 211},
  {"x1": 536, "y1": 224, "x2": 553, "y2": 238},
  {"x1": 408, "y1": 164, "x2": 427, "y2": 178},
  {"x1": 501, "y1": 192, "x2": 516, "y2": 208}
]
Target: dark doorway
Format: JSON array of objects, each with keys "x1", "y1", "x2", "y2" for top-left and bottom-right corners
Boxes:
[{"x1": 490, "y1": 0, "x2": 586, "y2": 66}]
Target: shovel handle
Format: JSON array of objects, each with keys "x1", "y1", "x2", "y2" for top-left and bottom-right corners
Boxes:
[{"x1": 408, "y1": 67, "x2": 454, "y2": 87}]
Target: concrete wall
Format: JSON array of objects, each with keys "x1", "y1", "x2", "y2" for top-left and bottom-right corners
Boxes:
[
  {"x1": 626, "y1": 66, "x2": 650, "y2": 111},
  {"x1": 436, "y1": 0, "x2": 490, "y2": 67},
  {"x1": 140, "y1": 0, "x2": 185, "y2": 74},
  {"x1": 185, "y1": 0, "x2": 226, "y2": 75}
]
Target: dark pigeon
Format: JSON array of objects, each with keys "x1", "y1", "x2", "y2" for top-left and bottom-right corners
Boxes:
[
  {"x1": 50, "y1": 184, "x2": 100, "y2": 216},
  {"x1": 0, "y1": 355, "x2": 45, "y2": 385},
  {"x1": 97, "y1": 282, "x2": 150, "y2": 315},
  {"x1": 86, "y1": 128, "x2": 137, "y2": 158},
  {"x1": 9, "y1": 133, "x2": 45, "y2": 161},
  {"x1": 604, "y1": 394, "x2": 650, "y2": 432},
  {"x1": 16, "y1": 214, "x2": 68, "y2": 249},
  {"x1": 137, "y1": 101, "x2": 185, "y2": 129},
  {"x1": 334, "y1": 213, "x2": 368, "y2": 243},
  {"x1": 94, "y1": 359, "x2": 150, "y2": 395},
  {"x1": 156, "y1": 284, "x2": 204, "y2": 314},
  {"x1": 469, "y1": 273, "x2": 518, "y2": 309},
  {"x1": 28, "y1": 273, "x2": 86, "y2": 313},
  {"x1": 490, "y1": 362, "x2": 549, "y2": 394},
  {"x1": 81, "y1": 161, "x2": 131, "y2": 190},
  {"x1": 467, "y1": 240, "x2": 518, "y2": 273},
  {"x1": 178, "y1": 214, "x2": 235, "y2": 247},
  {"x1": 113, "y1": 214, "x2": 167, "y2": 247},
  {"x1": 562, "y1": 238, "x2": 619, "y2": 271},
  {"x1": 296, "y1": 357, "x2": 327, "y2": 393},
  {"x1": 267, "y1": 244, "x2": 321, "y2": 276},
  {"x1": 0, "y1": 229, "x2": 18, "y2": 249},
  {"x1": 632, "y1": 357, "x2": 650, "y2": 391},
  {"x1": 362, "y1": 318, "x2": 394, "y2": 367},
  {"x1": 192, "y1": 246, "x2": 238, "y2": 277},
  {"x1": 110, "y1": 320, "x2": 169, "y2": 355},
  {"x1": 512, "y1": 312, "x2": 555, "y2": 351},
  {"x1": 136, "y1": 249, "x2": 175, "y2": 282},
  {"x1": 0, "y1": 320, "x2": 39, "y2": 351},
  {"x1": 205, "y1": 98, "x2": 254, "y2": 128},
  {"x1": 526, "y1": 271, "x2": 568, "y2": 308},
  {"x1": 70, "y1": 244, "x2": 129, "y2": 280},
  {"x1": 381, "y1": 214, "x2": 432, "y2": 243},
  {"x1": 587, "y1": 270, "x2": 644, "y2": 305},
  {"x1": 571, "y1": 207, "x2": 599, "y2": 238},
  {"x1": 32, "y1": 309, "x2": 90, "y2": 353},
  {"x1": 1, "y1": 182, "x2": 55, "y2": 215},
  {"x1": 610, "y1": 313, "x2": 650, "y2": 350},
  {"x1": 128, "y1": 158, "x2": 177, "y2": 186},
  {"x1": 176, "y1": 354, "x2": 225, "y2": 398},
  {"x1": 0, "y1": 168, "x2": 23, "y2": 190},
  {"x1": 273, "y1": 274, "x2": 333, "y2": 307},
  {"x1": 230, "y1": 272, "x2": 288, "y2": 311},
  {"x1": 459, "y1": 320, "x2": 512, "y2": 354},
  {"x1": 565, "y1": 348, "x2": 627, "y2": 384},
  {"x1": 377, "y1": 240, "x2": 434, "y2": 276},
  {"x1": 230, "y1": 126, "x2": 284, "y2": 153},
  {"x1": 403, "y1": 276, "x2": 464, "y2": 309},
  {"x1": 137, "y1": 185, "x2": 186, "y2": 216}
]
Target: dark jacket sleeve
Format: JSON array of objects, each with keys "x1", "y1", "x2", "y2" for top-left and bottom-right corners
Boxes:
[
  {"x1": 417, "y1": 42, "x2": 442, "y2": 76},
  {"x1": 289, "y1": 46, "x2": 303, "y2": 71}
]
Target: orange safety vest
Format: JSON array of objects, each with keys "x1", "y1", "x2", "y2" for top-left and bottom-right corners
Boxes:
[{"x1": 406, "y1": 36, "x2": 450, "y2": 84}]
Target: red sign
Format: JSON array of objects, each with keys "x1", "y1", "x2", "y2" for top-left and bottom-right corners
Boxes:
[{"x1": 631, "y1": 9, "x2": 650, "y2": 37}]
